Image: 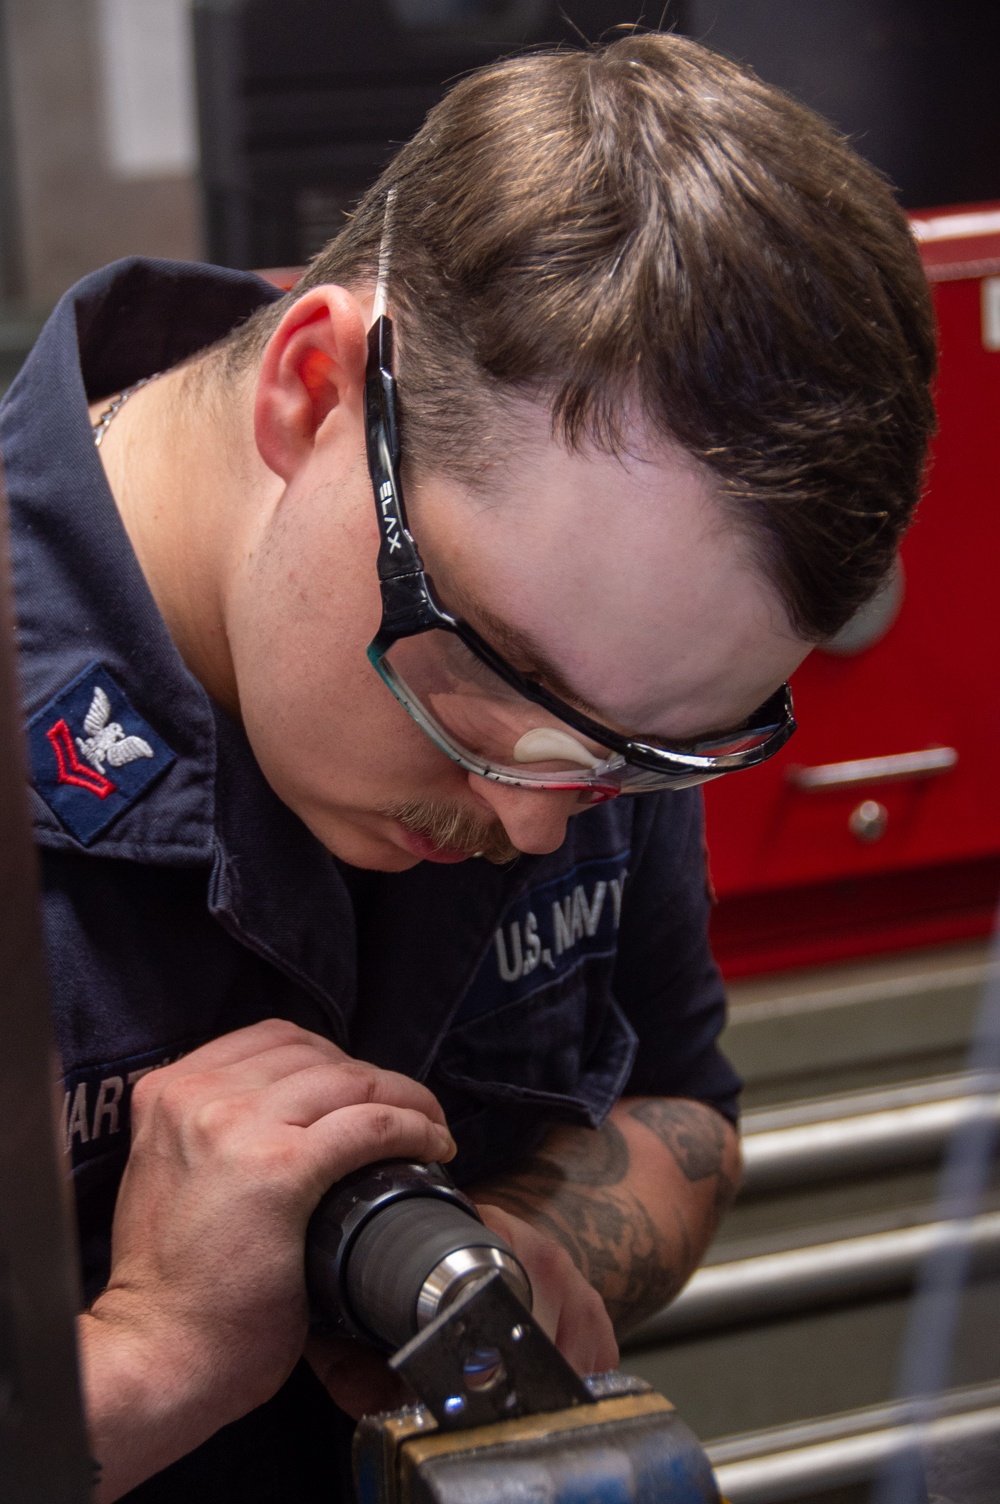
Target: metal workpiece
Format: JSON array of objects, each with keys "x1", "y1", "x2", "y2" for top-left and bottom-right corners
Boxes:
[
  {"x1": 739, "y1": 1071, "x2": 1000, "y2": 1194},
  {"x1": 416, "y1": 1245, "x2": 530, "y2": 1329},
  {"x1": 391, "y1": 1270, "x2": 591, "y2": 1432},
  {"x1": 355, "y1": 1391, "x2": 719, "y2": 1504},
  {"x1": 358, "y1": 1277, "x2": 718, "y2": 1504},
  {"x1": 708, "y1": 1380, "x2": 1000, "y2": 1504},
  {"x1": 308, "y1": 1162, "x2": 724, "y2": 1504},
  {"x1": 398, "y1": 1401, "x2": 719, "y2": 1504},
  {"x1": 376, "y1": 1269, "x2": 720, "y2": 1498},
  {"x1": 624, "y1": 1210, "x2": 1000, "y2": 1346}
]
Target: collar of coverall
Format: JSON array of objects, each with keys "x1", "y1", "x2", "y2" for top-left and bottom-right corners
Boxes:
[
  {"x1": 0, "y1": 259, "x2": 376, "y2": 1037},
  {"x1": 4, "y1": 257, "x2": 281, "y2": 866}
]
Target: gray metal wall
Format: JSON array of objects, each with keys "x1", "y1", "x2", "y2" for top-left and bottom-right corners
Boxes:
[{"x1": 0, "y1": 0, "x2": 202, "y2": 314}]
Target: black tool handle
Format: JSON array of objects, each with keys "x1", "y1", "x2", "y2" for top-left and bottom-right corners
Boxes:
[{"x1": 306, "y1": 1160, "x2": 530, "y2": 1350}]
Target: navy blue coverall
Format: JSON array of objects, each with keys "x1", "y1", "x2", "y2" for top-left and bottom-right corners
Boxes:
[{"x1": 3, "y1": 258, "x2": 740, "y2": 1502}]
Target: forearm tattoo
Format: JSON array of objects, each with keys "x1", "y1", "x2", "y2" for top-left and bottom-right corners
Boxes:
[
  {"x1": 478, "y1": 1099, "x2": 737, "y2": 1332},
  {"x1": 627, "y1": 1097, "x2": 740, "y2": 1218}
]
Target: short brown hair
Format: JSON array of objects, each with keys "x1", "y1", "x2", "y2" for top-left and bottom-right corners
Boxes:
[{"x1": 224, "y1": 32, "x2": 936, "y2": 639}]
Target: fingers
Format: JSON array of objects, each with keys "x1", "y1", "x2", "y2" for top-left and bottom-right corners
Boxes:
[
  {"x1": 305, "y1": 1334, "x2": 409, "y2": 1421},
  {"x1": 477, "y1": 1204, "x2": 618, "y2": 1378},
  {"x1": 476, "y1": 1204, "x2": 521, "y2": 1255},
  {"x1": 303, "y1": 1104, "x2": 455, "y2": 1194},
  {"x1": 553, "y1": 1283, "x2": 618, "y2": 1376},
  {"x1": 534, "y1": 1253, "x2": 617, "y2": 1376},
  {"x1": 262, "y1": 1060, "x2": 449, "y2": 1130},
  {"x1": 99, "y1": 1016, "x2": 457, "y2": 1457},
  {"x1": 125, "y1": 1017, "x2": 455, "y2": 1226},
  {"x1": 131, "y1": 1023, "x2": 449, "y2": 1136}
]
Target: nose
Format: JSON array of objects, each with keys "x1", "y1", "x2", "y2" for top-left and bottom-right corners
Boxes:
[{"x1": 468, "y1": 776, "x2": 579, "y2": 855}]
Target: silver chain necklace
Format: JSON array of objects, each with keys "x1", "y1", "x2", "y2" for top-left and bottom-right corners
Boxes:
[{"x1": 92, "y1": 371, "x2": 162, "y2": 447}]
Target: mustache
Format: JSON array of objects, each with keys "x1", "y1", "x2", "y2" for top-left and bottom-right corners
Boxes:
[{"x1": 387, "y1": 798, "x2": 521, "y2": 866}]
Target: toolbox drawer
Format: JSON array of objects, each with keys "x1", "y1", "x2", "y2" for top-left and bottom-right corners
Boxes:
[{"x1": 704, "y1": 211, "x2": 1000, "y2": 970}]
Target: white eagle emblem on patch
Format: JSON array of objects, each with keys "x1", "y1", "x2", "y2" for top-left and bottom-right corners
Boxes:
[{"x1": 76, "y1": 686, "x2": 154, "y2": 774}]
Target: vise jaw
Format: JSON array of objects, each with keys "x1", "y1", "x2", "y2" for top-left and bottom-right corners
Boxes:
[
  {"x1": 353, "y1": 1271, "x2": 720, "y2": 1504},
  {"x1": 354, "y1": 1383, "x2": 720, "y2": 1504}
]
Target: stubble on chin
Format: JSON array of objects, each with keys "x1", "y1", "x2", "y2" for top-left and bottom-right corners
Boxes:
[{"x1": 385, "y1": 797, "x2": 521, "y2": 866}]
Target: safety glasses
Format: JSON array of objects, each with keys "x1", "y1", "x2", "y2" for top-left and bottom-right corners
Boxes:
[{"x1": 363, "y1": 233, "x2": 795, "y2": 797}]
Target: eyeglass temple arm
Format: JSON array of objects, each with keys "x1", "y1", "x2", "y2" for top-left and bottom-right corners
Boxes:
[
  {"x1": 366, "y1": 317, "x2": 420, "y2": 580},
  {"x1": 365, "y1": 316, "x2": 441, "y2": 640}
]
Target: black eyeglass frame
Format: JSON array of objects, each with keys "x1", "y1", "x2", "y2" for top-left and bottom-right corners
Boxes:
[{"x1": 364, "y1": 314, "x2": 796, "y2": 784}]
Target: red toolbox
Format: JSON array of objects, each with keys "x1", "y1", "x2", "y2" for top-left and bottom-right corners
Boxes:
[{"x1": 706, "y1": 204, "x2": 1000, "y2": 978}]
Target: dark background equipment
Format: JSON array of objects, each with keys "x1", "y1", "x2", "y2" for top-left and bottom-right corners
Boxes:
[
  {"x1": 0, "y1": 487, "x2": 92, "y2": 1499},
  {"x1": 193, "y1": 0, "x2": 1000, "y2": 273},
  {"x1": 686, "y1": 1, "x2": 1000, "y2": 213},
  {"x1": 193, "y1": 0, "x2": 660, "y2": 271}
]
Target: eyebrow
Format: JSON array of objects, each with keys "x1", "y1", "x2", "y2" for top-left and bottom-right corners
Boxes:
[
  {"x1": 458, "y1": 599, "x2": 611, "y2": 723},
  {"x1": 459, "y1": 595, "x2": 762, "y2": 749}
]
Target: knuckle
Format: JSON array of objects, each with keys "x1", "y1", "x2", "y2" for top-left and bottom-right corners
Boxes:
[
  {"x1": 150, "y1": 1073, "x2": 200, "y2": 1126},
  {"x1": 258, "y1": 1017, "x2": 313, "y2": 1049},
  {"x1": 187, "y1": 1093, "x2": 237, "y2": 1148},
  {"x1": 369, "y1": 1105, "x2": 399, "y2": 1148},
  {"x1": 128, "y1": 1070, "x2": 159, "y2": 1117},
  {"x1": 245, "y1": 1134, "x2": 298, "y2": 1187},
  {"x1": 339, "y1": 1061, "x2": 382, "y2": 1103}
]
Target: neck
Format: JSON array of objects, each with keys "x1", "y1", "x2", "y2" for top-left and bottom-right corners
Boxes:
[{"x1": 89, "y1": 359, "x2": 268, "y2": 719}]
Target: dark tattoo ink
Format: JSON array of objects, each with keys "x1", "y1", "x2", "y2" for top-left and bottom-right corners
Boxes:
[
  {"x1": 552, "y1": 1189, "x2": 687, "y2": 1330},
  {"x1": 479, "y1": 1118, "x2": 690, "y2": 1330},
  {"x1": 627, "y1": 1098, "x2": 729, "y2": 1182},
  {"x1": 476, "y1": 1103, "x2": 738, "y2": 1333},
  {"x1": 502, "y1": 1119, "x2": 631, "y2": 1191},
  {"x1": 483, "y1": 1171, "x2": 685, "y2": 1329}
]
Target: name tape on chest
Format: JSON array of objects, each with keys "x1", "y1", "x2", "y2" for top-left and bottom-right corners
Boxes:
[
  {"x1": 27, "y1": 661, "x2": 176, "y2": 845},
  {"x1": 60, "y1": 1040, "x2": 198, "y2": 1166}
]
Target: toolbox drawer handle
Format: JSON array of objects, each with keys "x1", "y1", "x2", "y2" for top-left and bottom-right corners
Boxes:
[{"x1": 789, "y1": 746, "x2": 958, "y2": 791}]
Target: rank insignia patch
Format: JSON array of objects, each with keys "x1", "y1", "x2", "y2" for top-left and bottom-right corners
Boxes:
[{"x1": 27, "y1": 661, "x2": 176, "y2": 845}]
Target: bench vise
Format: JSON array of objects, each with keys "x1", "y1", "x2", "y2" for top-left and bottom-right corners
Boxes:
[
  {"x1": 355, "y1": 1271, "x2": 719, "y2": 1504},
  {"x1": 307, "y1": 1161, "x2": 721, "y2": 1504}
]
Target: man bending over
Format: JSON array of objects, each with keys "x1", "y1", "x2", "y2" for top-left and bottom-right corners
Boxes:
[{"x1": 4, "y1": 31, "x2": 934, "y2": 1502}]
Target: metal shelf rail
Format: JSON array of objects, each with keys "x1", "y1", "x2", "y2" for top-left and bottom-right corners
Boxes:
[
  {"x1": 619, "y1": 1068, "x2": 1000, "y2": 1498},
  {"x1": 627, "y1": 1210, "x2": 1000, "y2": 1344},
  {"x1": 739, "y1": 1072, "x2": 1000, "y2": 1193},
  {"x1": 624, "y1": 1072, "x2": 1000, "y2": 1346},
  {"x1": 707, "y1": 1380, "x2": 1000, "y2": 1504}
]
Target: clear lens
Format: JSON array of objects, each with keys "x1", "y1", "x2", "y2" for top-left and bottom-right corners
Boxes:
[
  {"x1": 378, "y1": 628, "x2": 622, "y2": 790},
  {"x1": 374, "y1": 628, "x2": 750, "y2": 794},
  {"x1": 614, "y1": 765, "x2": 727, "y2": 794}
]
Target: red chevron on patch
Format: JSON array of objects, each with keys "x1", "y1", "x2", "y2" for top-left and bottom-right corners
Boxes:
[{"x1": 45, "y1": 719, "x2": 115, "y2": 799}]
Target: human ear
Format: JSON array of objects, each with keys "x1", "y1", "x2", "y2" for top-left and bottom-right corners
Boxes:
[{"x1": 253, "y1": 286, "x2": 368, "y2": 482}]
